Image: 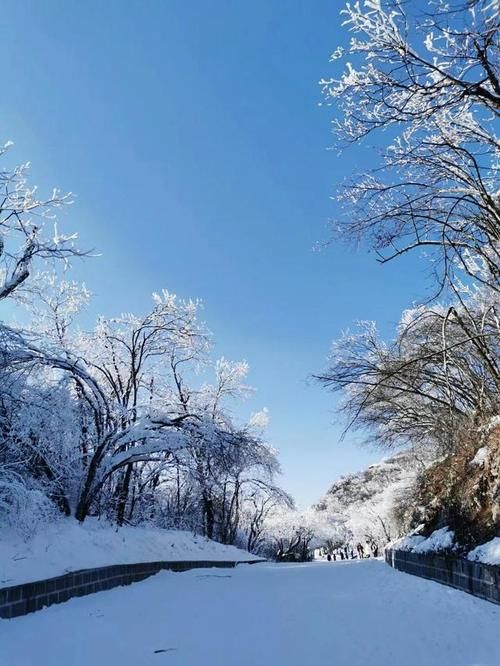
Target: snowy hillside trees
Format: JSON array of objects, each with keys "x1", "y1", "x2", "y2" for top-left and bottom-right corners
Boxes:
[{"x1": 315, "y1": 453, "x2": 420, "y2": 551}]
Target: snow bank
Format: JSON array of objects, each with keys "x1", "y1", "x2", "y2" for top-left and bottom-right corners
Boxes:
[
  {"x1": 391, "y1": 527, "x2": 455, "y2": 554},
  {"x1": 412, "y1": 527, "x2": 455, "y2": 553},
  {"x1": 391, "y1": 529, "x2": 500, "y2": 566},
  {"x1": 390, "y1": 534, "x2": 426, "y2": 551},
  {"x1": 0, "y1": 518, "x2": 260, "y2": 587},
  {"x1": 468, "y1": 537, "x2": 500, "y2": 566}
]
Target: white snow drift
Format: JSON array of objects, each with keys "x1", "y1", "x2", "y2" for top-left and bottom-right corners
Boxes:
[{"x1": 0, "y1": 518, "x2": 260, "y2": 587}]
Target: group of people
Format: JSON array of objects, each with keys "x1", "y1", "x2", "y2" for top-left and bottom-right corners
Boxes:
[{"x1": 324, "y1": 542, "x2": 379, "y2": 562}]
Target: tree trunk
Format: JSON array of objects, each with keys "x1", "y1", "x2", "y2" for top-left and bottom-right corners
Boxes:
[
  {"x1": 116, "y1": 463, "x2": 133, "y2": 526},
  {"x1": 203, "y1": 496, "x2": 215, "y2": 540}
]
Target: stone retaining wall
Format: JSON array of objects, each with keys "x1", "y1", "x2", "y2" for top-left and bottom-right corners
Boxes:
[
  {"x1": 385, "y1": 548, "x2": 500, "y2": 605},
  {"x1": 0, "y1": 559, "x2": 263, "y2": 620}
]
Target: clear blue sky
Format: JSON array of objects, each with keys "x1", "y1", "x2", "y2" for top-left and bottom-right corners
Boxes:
[{"x1": 2, "y1": 0, "x2": 425, "y2": 506}]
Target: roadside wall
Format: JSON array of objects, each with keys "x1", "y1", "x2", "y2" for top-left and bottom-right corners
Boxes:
[
  {"x1": 0, "y1": 559, "x2": 263, "y2": 619},
  {"x1": 385, "y1": 548, "x2": 500, "y2": 605}
]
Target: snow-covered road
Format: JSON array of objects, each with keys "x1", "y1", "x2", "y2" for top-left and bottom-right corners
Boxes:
[{"x1": 2, "y1": 560, "x2": 499, "y2": 666}]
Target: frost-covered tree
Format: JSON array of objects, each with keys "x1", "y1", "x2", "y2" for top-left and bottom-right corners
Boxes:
[
  {"x1": 167, "y1": 353, "x2": 284, "y2": 542},
  {"x1": 322, "y1": 0, "x2": 499, "y2": 293},
  {"x1": 317, "y1": 282, "x2": 500, "y2": 454},
  {"x1": 18, "y1": 272, "x2": 91, "y2": 349},
  {"x1": 240, "y1": 486, "x2": 292, "y2": 553},
  {"x1": 72, "y1": 290, "x2": 208, "y2": 524}
]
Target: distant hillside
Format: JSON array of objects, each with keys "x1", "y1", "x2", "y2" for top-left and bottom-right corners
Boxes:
[{"x1": 315, "y1": 452, "x2": 419, "y2": 549}]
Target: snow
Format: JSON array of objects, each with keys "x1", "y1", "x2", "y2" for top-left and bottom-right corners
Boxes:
[
  {"x1": 2, "y1": 560, "x2": 499, "y2": 665},
  {"x1": 392, "y1": 527, "x2": 455, "y2": 554},
  {"x1": 391, "y1": 533, "x2": 427, "y2": 551},
  {"x1": 482, "y1": 415, "x2": 500, "y2": 433},
  {"x1": 470, "y1": 446, "x2": 489, "y2": 466},
  {"x1": 412, "y1": 527, "x2": 455, "y2": 553},
  {"x1": 392, "y1": 528, "x2": 500, "y2": 565},
  {"x1": 0, "y1": 518, "x2": 260, "y2": 587},
  {"x1": 468, "y1": 537, "x2": 500, "y2": 566}
]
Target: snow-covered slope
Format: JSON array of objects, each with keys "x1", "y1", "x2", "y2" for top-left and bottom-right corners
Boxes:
[{"x1": 0, "y1": 518, "x2": 261, "y2": 587}]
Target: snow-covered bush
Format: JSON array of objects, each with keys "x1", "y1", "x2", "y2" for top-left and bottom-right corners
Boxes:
[{"x1": 0, "y1": 470, "x2": 59, "y2": 538}]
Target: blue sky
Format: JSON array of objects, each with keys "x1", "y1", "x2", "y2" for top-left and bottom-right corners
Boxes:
[{"x1": 2, "y1": 0, "x2": 425, "y2": 506}]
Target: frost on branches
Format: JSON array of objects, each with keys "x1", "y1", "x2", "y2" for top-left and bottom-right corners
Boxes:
[
  {"x1": 322, "y1": 0, "x2": 499, "y2": 292},
  {"x1": 0, "y1": 142, "x2": 86, "y2": 301}
]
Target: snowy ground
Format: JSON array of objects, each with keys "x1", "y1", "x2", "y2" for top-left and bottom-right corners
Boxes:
[
  {"x1": 2, "y1": 560, "x2": 499, "y2": 666},
  {"x1": 0, "y1": 518, "x2": 260, "y2": 587}
]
